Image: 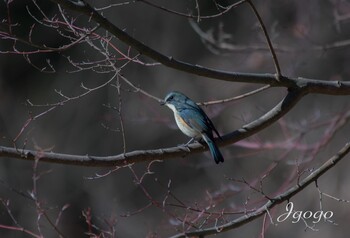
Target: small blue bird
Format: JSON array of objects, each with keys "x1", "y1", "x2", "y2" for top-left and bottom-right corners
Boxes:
[{"x1": 162, "y1": 91, "x2": 224, "y2": 164}]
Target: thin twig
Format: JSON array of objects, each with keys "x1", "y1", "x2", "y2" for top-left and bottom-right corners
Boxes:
[
  {"x1": 0, "y1": 89, "x2": 305, "y2": 166},
  {"x1": 170, "y1": 141, "x2": 350, "y2": 237},
  {"x1": 245, "y1": 0, "x2": 281, "y2": 78},
  {"x1": 138, "y1": 0, "x2": 245, "y2": 20},
  {"x1": 199, "y1": 85, "x2": 270, "y2": 106},
  {"x1": 47, "y1": 0, "x2": 350, "y2": 94}
]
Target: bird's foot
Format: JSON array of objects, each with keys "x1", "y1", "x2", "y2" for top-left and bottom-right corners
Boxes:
[
  {"x1": 185, "y1": 138, "x2": 195, "y2": 146},
  {"x1": 177, "y1": 138, "x2": 197, "y2": 152}
]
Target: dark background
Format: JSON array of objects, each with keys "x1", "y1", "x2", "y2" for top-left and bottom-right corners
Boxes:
[{"x1": 0, "y1": 0, "x2": 350, "y2": 237}]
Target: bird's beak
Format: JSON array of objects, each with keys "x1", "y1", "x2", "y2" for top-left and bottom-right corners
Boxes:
[{"x1": 160, "y1": 100, "x2": 166, "y2": 106}]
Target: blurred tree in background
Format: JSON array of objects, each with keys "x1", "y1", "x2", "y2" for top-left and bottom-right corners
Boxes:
[{"x1": 0, "y1": 0, "x2": 350, "y2": 237}]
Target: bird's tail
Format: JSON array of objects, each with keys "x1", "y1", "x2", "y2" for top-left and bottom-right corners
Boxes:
[{"x1": 203, "y1": 135, "x2": 224, "y2": 164}]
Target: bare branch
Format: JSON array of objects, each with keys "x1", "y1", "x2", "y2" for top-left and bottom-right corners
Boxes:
[
  {"x1": 0, "y1": 89, "x2": 304, "y2": 166},
  {"x1": 245, "y1": 0, "x2": 281, "y2": 78},
  {"x1": 1, "y1": 1, "x2": 350, "y2": 237},
  {"x1": 46, "y1": 0, "x2": 350, "y2": 96},
  {"x1": 170, "y1": 141, "x2": 350, "y2": 237},
  {"x1": 199, "y1": 85, "x2": 271, "y2": 106},
  {"x1": 137, "y1": 0, "x2": 245, "y2": 20}
]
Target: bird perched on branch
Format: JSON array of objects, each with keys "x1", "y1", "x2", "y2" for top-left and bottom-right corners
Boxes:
[{"x1": 161, "y1": 91, "x2": 224, "y2": 164}]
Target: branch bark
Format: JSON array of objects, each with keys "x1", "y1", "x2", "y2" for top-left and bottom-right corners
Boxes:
[
  {"x1": 49, "y1": 0, "x2": 350, "y2": 94},
  {"x1": 169, "y1": 141, "x2": 350, "y2": 238},
  {"x1": 0, "y1": 89, "x2": 304, "y2": 166},
  {"x1": 2, "y1": 1, "x2": 350, "y2": 166}
]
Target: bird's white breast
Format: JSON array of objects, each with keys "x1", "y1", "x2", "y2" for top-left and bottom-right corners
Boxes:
[
  {"x1": 174, "y1": 112, "x2": 200, "y2": 139},
  {"x1": 166, "y1": 103, "x2": 201, "y2": 138}
]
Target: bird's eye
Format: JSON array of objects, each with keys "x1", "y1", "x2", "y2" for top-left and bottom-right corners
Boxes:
[{"x1": 168, "y1": 95, "x2": 174, "y2": 101}]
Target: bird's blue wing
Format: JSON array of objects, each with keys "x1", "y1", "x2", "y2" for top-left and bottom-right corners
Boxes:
[
  {"x1": 177, "y1": 98, "x2": 221, "y2": 138},
  {"x1": 178, "y1": 106, "x2": 212, "y2": 135},
  {"x1": 179, "y1": 106, "x2": 224, "y2": 163}
]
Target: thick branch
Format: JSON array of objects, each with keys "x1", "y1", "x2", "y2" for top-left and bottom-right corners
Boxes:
[
  {"x1": 0, "y1": 89, "x2": 304, "y2": 166},
  {"x1": 170, "y1": 141, "x2": 350, "y2": 238},
  {"x1": 49, "y1": 0, "x2": 280, "y2": 85},
  {"x1": 48, "y1": 0, "x2": 350, "y2": 95}
]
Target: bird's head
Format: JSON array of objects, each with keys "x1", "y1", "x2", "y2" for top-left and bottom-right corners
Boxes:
[{"x1": 161, "y1": 91, "x2": 188, "y2": 111}]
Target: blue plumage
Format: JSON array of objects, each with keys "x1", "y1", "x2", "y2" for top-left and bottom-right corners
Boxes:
[{"x1": 162, "y1": 91, "x2": 224, "y2": 164}]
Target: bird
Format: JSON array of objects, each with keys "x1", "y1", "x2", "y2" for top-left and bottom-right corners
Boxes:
[{"x1": 161, "y1": 91, "x2": 224, "y2": 164}]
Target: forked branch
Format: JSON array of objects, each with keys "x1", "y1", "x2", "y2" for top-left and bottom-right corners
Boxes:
[
  {"x1": 170, "y1": 141, "x2": 350, "y2": 237},
  {"x1": 0, "y1": 90, "x2": 304, "y2": 166}
]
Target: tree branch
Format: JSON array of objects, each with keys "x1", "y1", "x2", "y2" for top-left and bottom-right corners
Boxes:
[
  {"x1": 48, "y1": 0, "x2": 350, "y2": 94},
  {"x1": 169, "y1": 141, "x2": 350, "y2": 238},
  {"x1": 0, "y1": 89, "x2": 304, "y2": 166},
  {"x1": 137, "y1": 0, "x2": 246, "y2": 20},
  {"x1": 246, "y1": 0, "x2": 281, "y2": 77}
]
